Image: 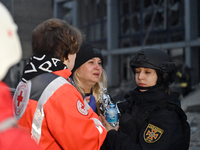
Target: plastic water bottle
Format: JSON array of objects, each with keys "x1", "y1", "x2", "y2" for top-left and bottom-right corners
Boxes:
[{"x1": 106, "y1": 103, "x2": 118, "y2": 127}]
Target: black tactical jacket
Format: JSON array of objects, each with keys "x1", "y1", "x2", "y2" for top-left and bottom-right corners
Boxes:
[{"x1": 105, "y1": 87, "x2": 189, "y2": 150}]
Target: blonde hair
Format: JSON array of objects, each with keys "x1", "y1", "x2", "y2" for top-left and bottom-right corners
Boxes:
[{"x1": 73, "y1": 68, "x2": 107, "y2": 103}]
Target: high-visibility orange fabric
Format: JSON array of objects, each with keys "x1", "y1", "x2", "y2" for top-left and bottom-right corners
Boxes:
[
  {"x1": 0, "y1": 81, "x2": 40, "y2": 150},
  {"x1": 17, "y1": 69, "x2": 107, "y2": 150}
]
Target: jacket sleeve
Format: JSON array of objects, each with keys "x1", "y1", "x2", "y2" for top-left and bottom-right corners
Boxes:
[
  {"x1": 44, "y1": 84, "x2": 107, "y2": 150},
  {"x1": 138, "y1": 109, "x2": 184, "y2": 150},
  {"x1": 105, "y1": 130, "x2": 141, "y2": 150},
  {"x1": 105, "y1": 109, "x2": 184, "y2": 150}
]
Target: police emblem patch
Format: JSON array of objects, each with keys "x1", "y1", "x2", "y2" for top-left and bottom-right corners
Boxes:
[
  {"x1": 143, "y1": 123, "x2": 164, "y2": 143},
  {"x1": 77, "y1": 100, "x2": 88, "y2": 115}
]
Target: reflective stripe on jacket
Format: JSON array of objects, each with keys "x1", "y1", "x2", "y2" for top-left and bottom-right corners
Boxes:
[{"x1": 13, "y1": 69, "x2": 107, "y2": 150}]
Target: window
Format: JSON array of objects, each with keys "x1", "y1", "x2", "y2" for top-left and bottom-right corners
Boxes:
[
  {"x1": 77, "y1": 0, "x2": 107, "y2": 49},
  {"x1": 118, "y1": 0, "x2": 184, "y2": 48}
]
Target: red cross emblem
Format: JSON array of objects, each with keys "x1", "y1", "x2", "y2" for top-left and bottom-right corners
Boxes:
[
  {"x1": 13, "y1": 81, "x2": 30, "y2": 119},
  {"x1": 7, "y1": 30, "x2": 13, "y2": 37},
  {"x1": 77, "y1": 100, "x2": 88, "y2": 115},
  {"x1": 17, "y1": 91, "x2": 23, "y2": 106}
]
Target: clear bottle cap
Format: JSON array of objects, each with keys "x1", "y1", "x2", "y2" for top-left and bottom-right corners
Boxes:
[{"x1": 109, "y1": 103, "x2": 115, "y2": 108}]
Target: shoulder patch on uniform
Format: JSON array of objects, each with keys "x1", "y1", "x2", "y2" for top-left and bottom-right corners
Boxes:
[
  {"x1": 143, "y1": 123, "x2": 164, "y2": 143},
  {"x1": 77, "y1": 100, "x2": 88, "y2": 115},
  {"x1": 13, "y1": 81, "x2": 31, "y2": 120}
]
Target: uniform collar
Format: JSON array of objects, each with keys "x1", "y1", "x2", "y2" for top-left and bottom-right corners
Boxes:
[
  {"x1": 130, "y1": 86, "x2": 169, "y2": 103},
  {"x1": 53, "y1": 69, "x2": 72, "y2": 79}
]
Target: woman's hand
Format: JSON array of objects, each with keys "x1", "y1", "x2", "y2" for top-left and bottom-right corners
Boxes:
[
  {"x1": 84, "y1": 95, "x2": 96, "y2": 111},
  {"x1": 99, "y1": 114, "x2": 119, "y2": 131},
  {"x1": 84, "y1": 96, "x2": 90, "y2": 103}
]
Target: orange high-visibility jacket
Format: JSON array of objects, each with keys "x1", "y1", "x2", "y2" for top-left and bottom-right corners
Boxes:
[
  {"x1": 0, "y1": 81, "x2": 41, "y2": 150},
  {"x1": 13, "y1": 69, "x2": 107, "y2": 150}
]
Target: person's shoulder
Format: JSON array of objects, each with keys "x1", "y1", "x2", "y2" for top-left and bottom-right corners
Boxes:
[
  {"x1": 154, "y1": 101, "x2": 185, "y2": 122},
  {"x1": 49, "y1": 79, "x2": 82, "y2": 102},
  {"x1": 169, "y1": 92, "x2": 181, "y2": 106}
]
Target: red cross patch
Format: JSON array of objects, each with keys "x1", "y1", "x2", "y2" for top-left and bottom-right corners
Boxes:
[
  {"x1": 143, "y1": 123, "x2": 164, "y2": 143},
  {"x1": 13, "y1": 81, "x2": 31, "y2": 120},
  {"x1": 77, "y1": 100, "x2": 88, "y2": 116},
  {"x1": 17, "y1": 91, "x2": 23, "y2": 106}
]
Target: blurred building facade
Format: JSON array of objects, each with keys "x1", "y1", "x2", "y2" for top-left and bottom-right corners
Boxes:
[
  {"x1": 2, "y1": 0, "x2": 200, "y2": 96},
  {"x1": 1, "y1": 0, "x2": 54, "y2": 89}
]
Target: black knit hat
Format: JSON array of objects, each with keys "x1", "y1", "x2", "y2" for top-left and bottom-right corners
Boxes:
[{"x1": 72, "y1": 42, "x2": 103, "y2": 73}]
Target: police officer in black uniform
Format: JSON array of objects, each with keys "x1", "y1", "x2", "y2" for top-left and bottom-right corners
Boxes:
[{"x1": 100, "y1": 48, "x2": 190, "y2": 150}]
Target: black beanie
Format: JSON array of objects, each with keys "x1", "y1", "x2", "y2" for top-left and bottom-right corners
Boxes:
[{"x1": 72, "y1": 42, "x2": 103, "y2": 73}]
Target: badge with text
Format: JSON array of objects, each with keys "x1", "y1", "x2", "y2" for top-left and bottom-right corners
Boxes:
[
  {"x1": 77, "y1": 100, "x2": 88, "y2": 115},
  {"x1": 143, "y1": 123, "x2": 164, "y2": 143}
]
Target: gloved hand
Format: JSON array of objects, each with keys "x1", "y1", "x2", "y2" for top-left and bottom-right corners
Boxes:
[{"x1": 84, "y1": 94, "x2": 96, "y2": 112}]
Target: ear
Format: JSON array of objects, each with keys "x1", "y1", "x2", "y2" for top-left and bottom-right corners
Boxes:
[
  {"x1": 63, "y1": 56, "x2": 70, "y2": 67},
  {"x1": 64, "y1": 55, "x2": 70, "y2": 63}
]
